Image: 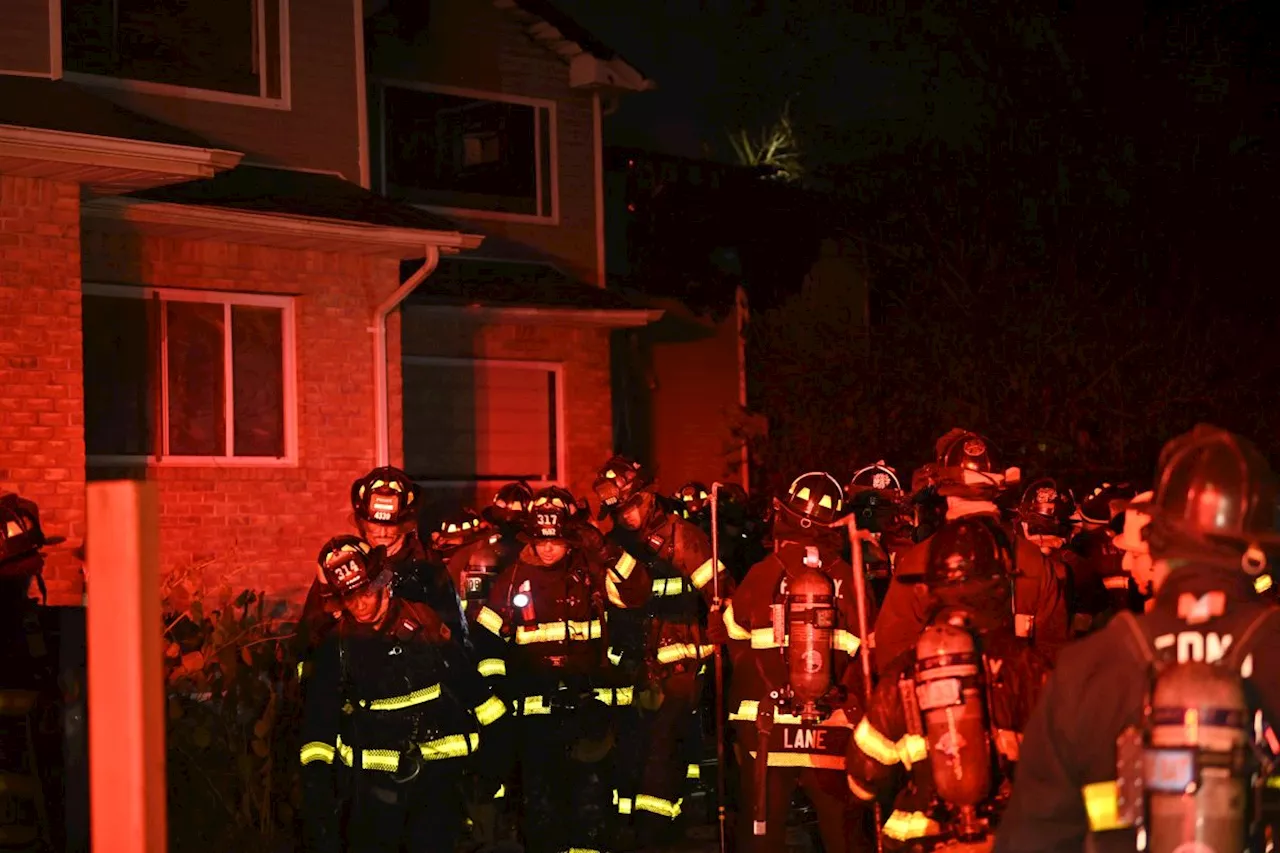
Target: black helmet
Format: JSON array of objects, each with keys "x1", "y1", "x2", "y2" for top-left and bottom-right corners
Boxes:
[
  {"x1": 593, "y1": 455, "x2": 653, "y2": 520},
  {"x1": 937, "y1": 430, "x2": 999, "y2": 474},
  {"x1": 435, "y1": 508, "x2": 488, "y2": 552},
  {"x1": 316, "y1": 536, "x2": 385, "y2": 597},
  {"x1": 848, "y1": 461, "x2": 903, "y2": 495},
  {"x1": 933, "y1": 430, "x2": 1018, "y2": 498},
  {"x1": 846, "y1": 461, "x2": 906, "y2": 534},
  {"x1": 483, "y1": 480, "x2": 534, "y2": 525},
  {"x1": 0, "y1": 493, "x2": 57, "y2": 569},
  {"x1": 1018, "y1": 478, "x2": 1077, "y2": 536},
  {"x1": 1078, "y1": 482, "x2": 1138, "y2": 526},
  {"x1": 899, "y1": 518, "x2": 1011, "y2": 586},
  {"x1": 525, "y1": 488, "x2": 572, "y2": 541},
  {"x1": 1146, "y1": 425, "x2": 1280, "y2": 572},
  {"x1": 350, "y1": 467, "x2": 420, "y2": 526},
  {"x1": 675, "y1": 482, "x2": 711, "y2": 519},
  {"x1": 775, "y1": 471, "x2": 845, "y2": 527}
]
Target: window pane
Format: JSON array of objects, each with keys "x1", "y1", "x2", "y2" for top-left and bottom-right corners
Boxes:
[
  {"x1": 83, "y1": 294, "x2": 154, "y2": 456},
  {"x1": 231, "y1": 305, "x2": 285, "y2": 457},
  {"x1": 166, "y1": 301, "x2": 226, "y2": 457},
  {"x1": 383, "y1": 87, "x2": 540, "y2": 215},
  {"x1": 63, "y1": 0, "x2": 261, "y2": 96},
  {"x1": 402, "y1": 362, "x2": 555, "y2": 481}
]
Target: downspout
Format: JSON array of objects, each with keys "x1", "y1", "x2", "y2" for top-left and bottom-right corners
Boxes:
[
  {"x1": 592, "y1": 91, "x2": 606, "y2": 287},
  {"x1": 373, "y1": 246, "x2": 440, "y2": 467}
]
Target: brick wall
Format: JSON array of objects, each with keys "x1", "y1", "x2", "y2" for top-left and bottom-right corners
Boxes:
[
  {"x1": 82, "y1": 230, "x2": 402, "y2": 602},
  {"x1": 399, "y1": 308, "x2": 613, "y2": 516},
  {"x1": 0, "y1": 176, "x2": 86, "y2": 605},
  {"x1": 368, "y1": 0, "x2": 600, "y2": 284},
  {"x1": 0, "y1": 1, "x2": 51, "y2": 75}
]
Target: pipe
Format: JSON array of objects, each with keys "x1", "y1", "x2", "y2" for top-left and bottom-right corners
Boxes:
[
  {"x1": 372, "y1": 246, "x2": 440, "y2": 467},
  {"x1": 592, "y1": 91, "x2": 606, "y2": 287},
  {"x1": 735, "y1": 285, "x2": 750, "y2": 492}
]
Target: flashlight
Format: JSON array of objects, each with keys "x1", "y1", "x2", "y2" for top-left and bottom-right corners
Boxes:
[{"x1": 513, "y1": 592, "x2": 530, "y2": 608}]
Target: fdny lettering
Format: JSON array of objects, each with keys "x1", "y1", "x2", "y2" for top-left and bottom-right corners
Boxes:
[
  {"x1": 778, "y1": 577, "x2": 844, "y2": 599},
  {"x1": 1152, "y1": 631, "x2": 1252, "y2": 675},
  {"x1": 783, "y1": 728, "x2": 828, "y2": 751}
]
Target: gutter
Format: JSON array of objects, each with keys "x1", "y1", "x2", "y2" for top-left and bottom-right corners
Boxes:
[
  {"x1": 373, "y1": 247, "x2": 441, "y2": 467},
  {"x1": 407, "y1": 303, "x2": 663, "y2": 328},
  {"x1": 0, "y1": 123, "x2": 242, "y2": 177}
]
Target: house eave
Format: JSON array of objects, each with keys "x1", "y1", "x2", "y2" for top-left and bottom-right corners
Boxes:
[
  {"x1": 81, "y1": 196, "x2": 486, "y2": 258},
  {"x1": 0, "y1": 124, "x2": 243, "y2": 193},
  {"x1": 568, "y1": 54, "x2": 656, "y2": 94},
  {"x1": 408, "y1": 303, "x2": 664, "y2": 328}
]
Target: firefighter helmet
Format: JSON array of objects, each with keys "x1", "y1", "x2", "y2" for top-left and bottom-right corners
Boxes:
[
  {"x1": 675, "y1": 482, "x2": 711, "y2": 519},
  {"x1": 1145, "y1": 425, "x2": 1280, "y2": 572},
  {"x1": 776, "y1": 472, "x2": 845, "y2": 527},
  {"x1": 907, "y1": 518, "x2": 1011, "y2": 586},
  {"x1": 937, "y1": 430, "x2": 999, "y2": 474},
  {"x1": 316, "y1": 536, "x2": 384, "y2": 597},
  {"x1": 1018, "y1": 478, "x2": 1077, "y2": 536},
  {"x1": 526, "y1": 488, "x2": 571, "y2": 541},
  {"x1": 483, "y1": 480, "x2": 534, "y2": 526},
  {"x1": 593, "y1": 455, "x2": 653, "y2": 520},
  {"x1": 0, "y1": 493, "x2": 59, "y2": 569},
  {"x1": 350, "y1": 467, "x2": 419, "y2": 526},
  {"x1": 848, "y1": 461, "x2": 903, "y2": 495},
  {"x1": 933, "y1": 430, "x2": 1019, "y2": 498},
  {"x1": 1079, "y1": 482, "x2": 1139, "y2": 526}
]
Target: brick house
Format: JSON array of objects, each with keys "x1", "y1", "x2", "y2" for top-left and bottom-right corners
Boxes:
[{"x1": 0, "y1": 0, "x2": 655, "y2": 604}]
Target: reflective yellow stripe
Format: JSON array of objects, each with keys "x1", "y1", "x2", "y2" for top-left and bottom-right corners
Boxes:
[
  {"x1": 477, "y1": 606, "x2": 505, "y2": 636},
  {"x1": 750, "y1": 628, "x2": 780, "y2": 649},
  {"x1": 847, "y1": 775, "x2": 876, "y2": 802},
  {"x1": 686, "y1": 763, "x2": 701, "y2": 780},
  {"x1": 613, "y1": 552, "x2": 638, "y2": 580},
  {"x1": 690, "y1": 559, "x2": 723, "y2": 589},
  {"x1": 883, "y1": 810, "x2": 942, "y2": 841},
  {"x1": 833, "y1": 629, "x2": 861, "y2": 655},
  {"x1": 519, "y1": 696, "x2": 551, "y2": 715},
  {"x1": 656, "y1": 643, "x2": 716, "y2": 664},
  {"x1": 333, "y1": 736, "x2": 402, "y2": 772},
  {"x1": 1083, "y1": 780, "x2": 1130, "y2": 831},
  {"x1": 563, "y1": 848, "x2": 603, "y2": 853},
  {"x1": 634, "y1": 794, "x2": 683, "y2": 819},
  {"x1": 364, "y1": 683, "x2": 441, "y2": 711},
  {"x1": 474, "y1": 696, "x2": 507, "y2": 726},
  {"x1": 300, "y1": 741, "x2": 335, "y2": 765},
  {"x1": 729, "y1": 700, "x2": 851, "y2": 727},
  {"x1": 898, "y1": 734, "x2": 927, "y2": 768},
  {"x1": 514, "y1": 620, "x2": 602, "y2": 644},
  {"x1": 613, "y1": 790, "x2": 634, "y2": 814},
  {"x1": 593, "y1": 686, "x2": 634, "y2": 706},
  {"x1": 607, "y1": 647, "x2": 623, "y2": 665},
  {"x1": 652, "y1": 576, "x2": 689, "y2": 597},
  {"x1": 478, "y1": 657, "x2": 507, "y2": 677},
  {"x1": 420, "y1": 731, "x2": 480, "y2": 760},
  {"x1": 995, "y1": 728, "x2": 1021, "y2": 761},
  {"x1": 747, "y1": 750, "x2": 845, "y2": 770},
  {"x1": 853, "y1": 718, "x2": 901, "y2": 765},
  {"x1": 494, "y1": 784, "x2": 505, "y2": 799},
  {"x1": 296, "y1": 661, "x2": 310, "y2": 680},
  {"x1": 723, "y1": 602, "x2": 751, "y2": 641},
  {"x1": 606, "y1": 575, "x2": 627, "y2": 607}
]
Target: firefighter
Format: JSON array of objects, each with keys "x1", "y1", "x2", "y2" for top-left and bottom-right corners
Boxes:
[
  {"x1": 845, "y1": 461, "x2": 914, "y2": 602},
  {"x1": 873, "y1": 430, "x2": 1069, "y2": 673},
  {"x1": 714, "y1": 482, "x2": 768, "y2": 584},
  {"x1": 472, "y1": 490, "x2": 649, "y2": 853},
  {"x1": 723, "y1": 471, "x2": 876, "y2": 853},
  {"x1": 593, "y1": 454, "x2": 733, "y2": 845},
  {"x1": 299, "y1": 535, "x2": 507, "y2": 853},
  {"x1": 1065, "y1": 482, "x2": 1144, "y2": 635},
  {"x1": 299, "y1": 467, "x2": 458, "y2": 651},
  {"x1": 847, "y1": 517, "x2": 1052, "y2": 851},
  {"x1": 1016, "y1": 478, "x2": 1077, "y2": 557},
  {"x1": 994, "y1": 425, "x2": 1280, "y2": 853}
]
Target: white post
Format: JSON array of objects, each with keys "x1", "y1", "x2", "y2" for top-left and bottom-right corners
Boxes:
[{"x1": 86, "y1": 481, "x2": 166, "y2": 853}]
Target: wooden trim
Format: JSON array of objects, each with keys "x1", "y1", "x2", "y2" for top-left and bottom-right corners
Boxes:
[
  {"x1": 377, "y1": 79, "x2": 561, "y2": 225},
  {"x1": 48, "y1": 0, "x2": 62, "y2": 79},
  {"x1": 353, "y1": 0, "x2": 370, "y2": 188},
  {"x1": 0, "y1": 123, "x2": 242, "y2": 176}
]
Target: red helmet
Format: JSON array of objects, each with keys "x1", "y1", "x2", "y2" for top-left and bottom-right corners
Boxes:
[
  {"x1": 316, "y1": 536, "x2": 385, "y2": 597},
  {"x1": 593, "y1": 455, "x2": 653, "y2": 520},
  {"x1": 776, "y1": 471, "x2": 845, "y2": 527},
  {"x1": 350, "y1": 467, "x2": 419, "y2": 526}
]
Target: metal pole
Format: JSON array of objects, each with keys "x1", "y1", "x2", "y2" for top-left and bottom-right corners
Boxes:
[
  {"x1": 846, "y1": 514, "x2": 884, "y2": 853},
  {"x1": 710, "y1": 482, "x2": 728, "y2": 853}
]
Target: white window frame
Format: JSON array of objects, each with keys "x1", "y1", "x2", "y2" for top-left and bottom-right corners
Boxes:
[
  {"x1": 377, "y1": 80, "x2": 560, "y2": 226},
  {"x1": 402, "y1": 355, "x2": 566, "y2": 488},
  {"x1": 83, "y1": 283, "x2": 299, "y2": 467},
  {"x1": 61, "y1": 0, "x2": 292, "y2": 110}
]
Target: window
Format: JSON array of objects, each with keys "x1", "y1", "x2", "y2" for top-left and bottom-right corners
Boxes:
[
  {"x1": 402, "y1": 357, "x2": 563, "y2": 485},
  {"x1": 82, "y1": 285, "x2": 296, "y2": 463},
  {"x1": 62, "y1": 0, "x2": 288, "y2": 103},
  {"x1": 378, "y1": 82, "x2": 557, "y2": 222}
]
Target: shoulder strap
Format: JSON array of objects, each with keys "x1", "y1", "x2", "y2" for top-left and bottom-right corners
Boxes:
[
  {"x1": 1223, "y1": 607, "x2": 1280, "y2": 671},
  {"x1": 1111, "y1": 610, "x2": 1155, "y2": 666}
]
